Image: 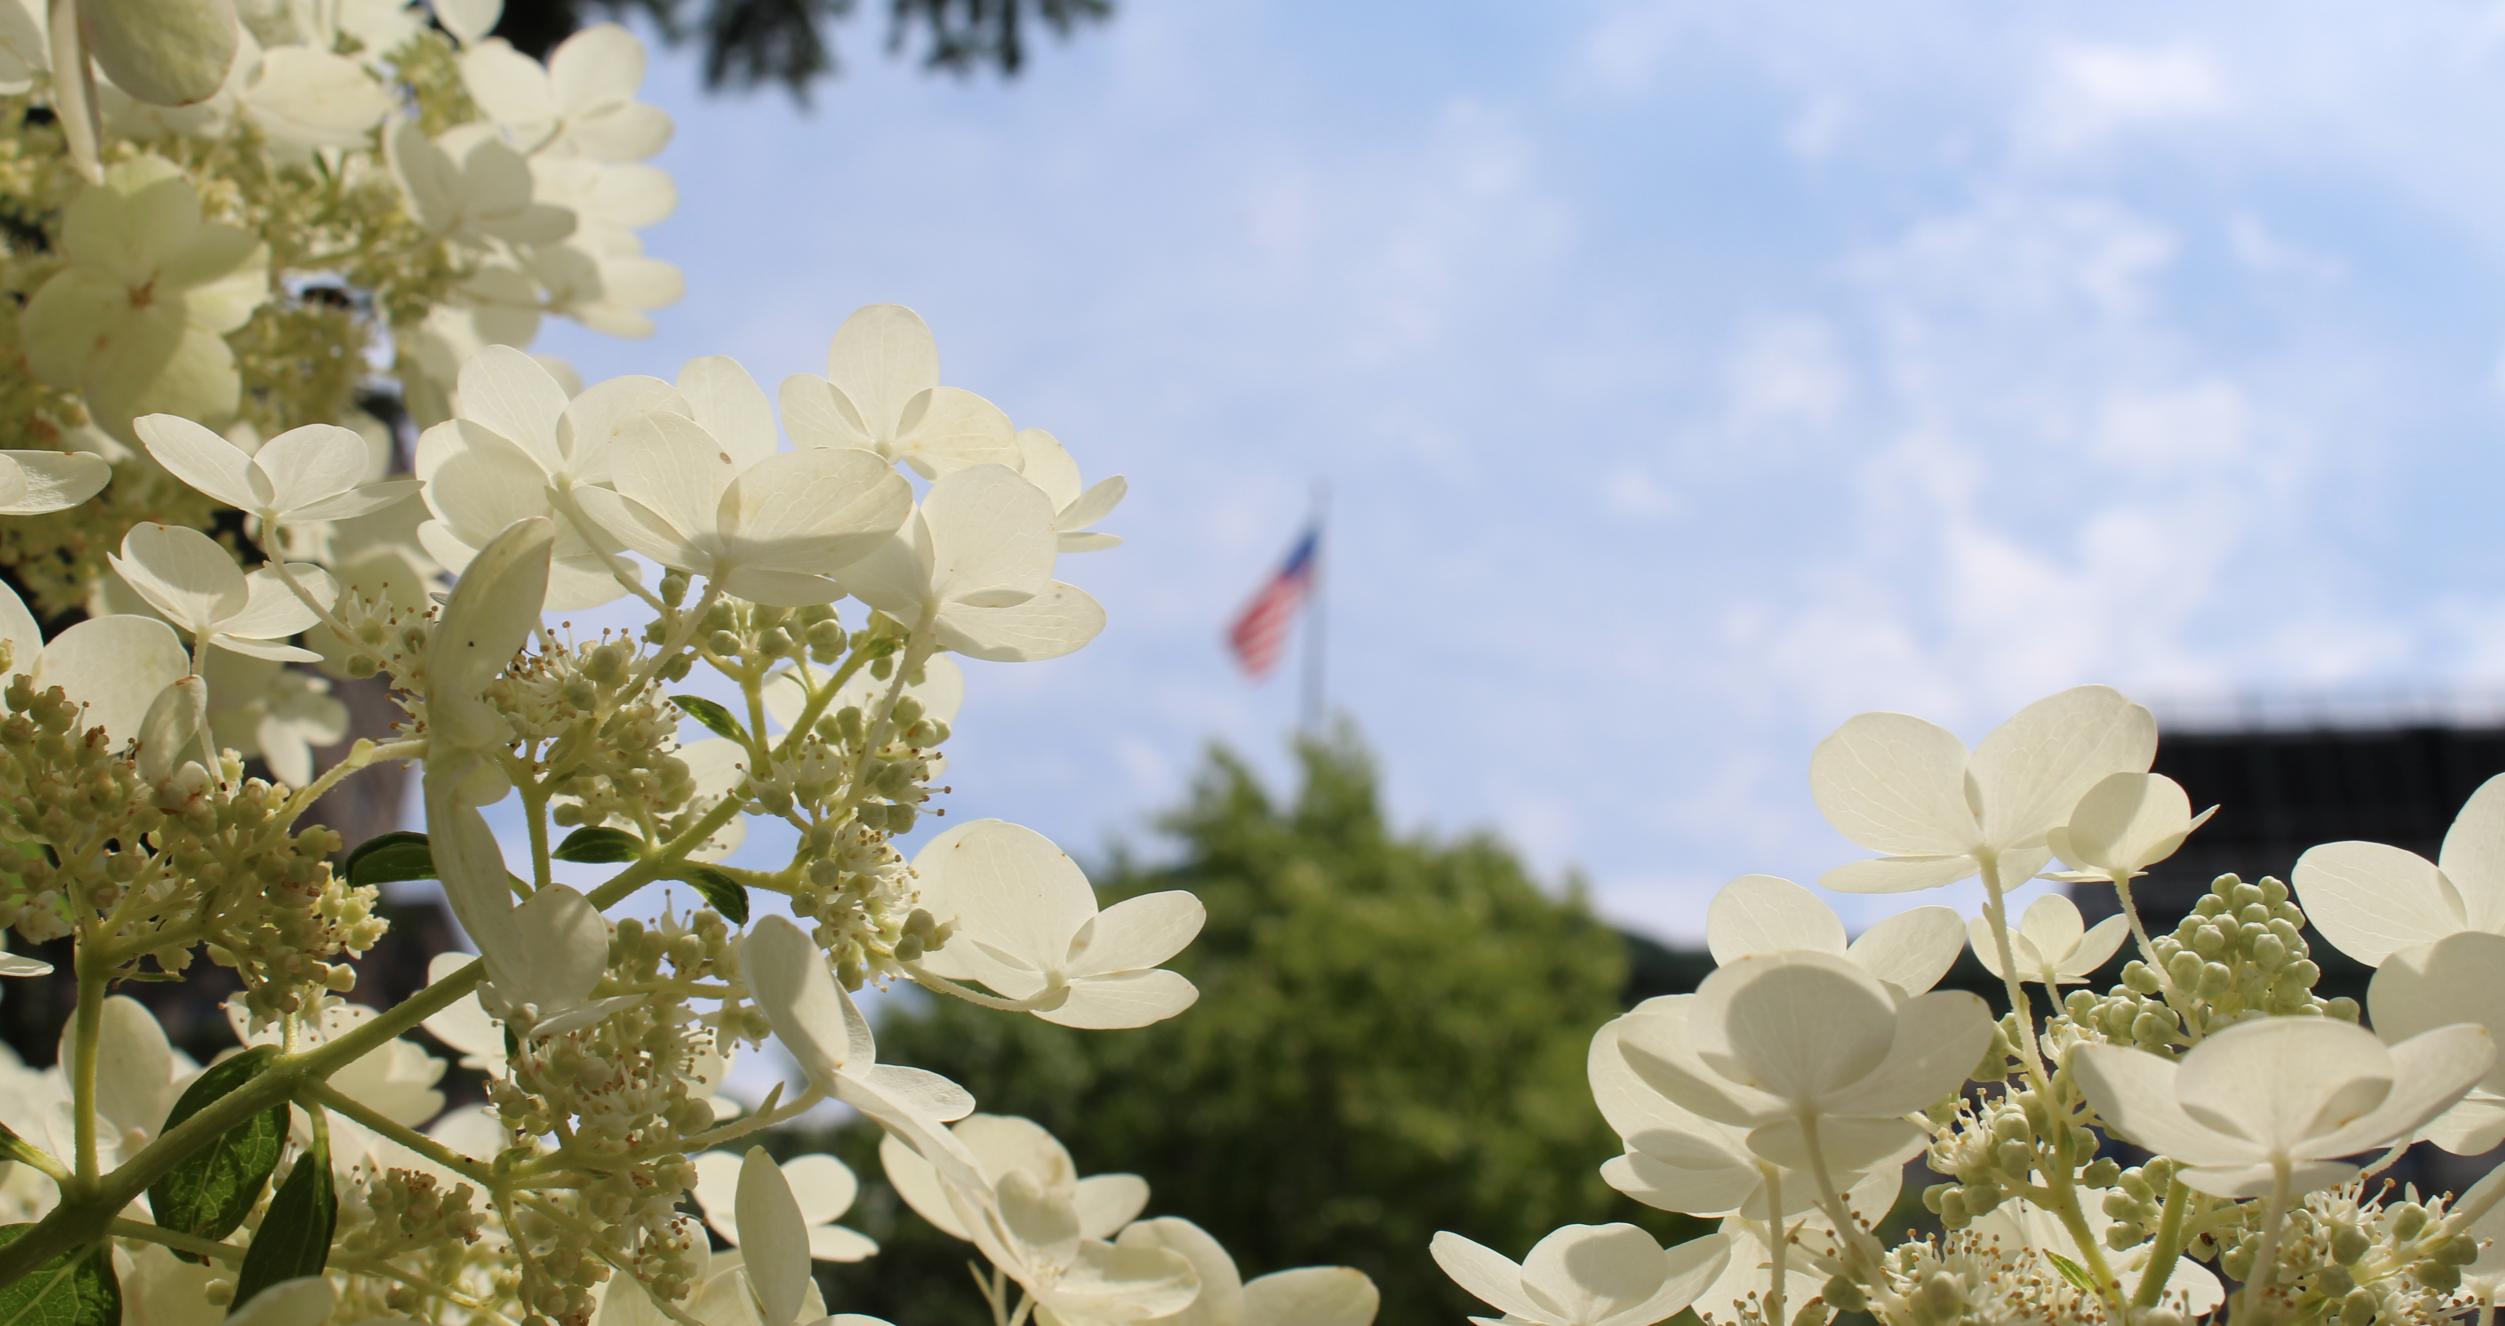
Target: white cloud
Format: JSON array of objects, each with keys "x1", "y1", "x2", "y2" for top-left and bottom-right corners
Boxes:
[
  {"x1": 1784, "y1": 94, "x2": 1853, "y2": 160},
  {"x1": 2227, "y1": 213, "x2": 2345, "y2": 283},
  {"x1": 1573, "y1": 0, "x2": 1689, "y2": 98},
  {"x1": 2094, "y1": 378, "x2": 2251, "y2": 472},
  {"x1": 1603, "y1": 466, "x2": 1680, "y2": 519},
  {"x1": 1724, "y1": 315, "x2": 1852, "y2": 432},
  {"x1": 2030, "y1": 41, "x2": 2230, "y2": 149}
]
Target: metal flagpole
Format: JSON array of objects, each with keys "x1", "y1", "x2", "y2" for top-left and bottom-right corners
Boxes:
[{"x1": 1302, "y1": 480, "x2": 1328, "y2": 735}]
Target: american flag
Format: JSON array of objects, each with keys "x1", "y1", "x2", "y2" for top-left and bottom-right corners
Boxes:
[{"x1": 1226, "y1": 526, "x2": 1319, "y2": 679}]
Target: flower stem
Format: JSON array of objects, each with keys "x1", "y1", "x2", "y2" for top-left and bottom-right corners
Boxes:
[
  {"x1": 2237, "y1": 1160, "x2": 2294, "y2": 1321},
  {"x1": 1761, "y1": 1165, "x2": 1788, "y2": 1326},
  {"x1": 106, "y1": 1218, "x2": 240, "y2": 1263},
  {"x1": 302, "y1": 1080, "x2": 498, "y2": 1189},
  {"x1": 1976, "y1": 849, "x2": 2047, "y2": 1085},
  {"x1": 2134, "y1": 1177, "x2": 2192, "y2": 1308},
  {"x1": 2113, "y1": 871, "x2": 2201, "y2": 1043},
  {"x1": 283, "y1": 736, "x2": 428, "y2": 824}
]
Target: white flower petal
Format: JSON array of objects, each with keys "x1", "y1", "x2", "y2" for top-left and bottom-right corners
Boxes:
[
  {"x1": 1705, "y1": 874, "x2": 1845, "y2": 965},
  {"x1": 135, "y1": 413, "x2": 257, "y2": 509},
  {"x1": 913, "y1": 819, "x2": 1099, "y2": 981},
  {"x1": 736, "y1": 1146, "x2": 811, "y2": 1326},
  {"x1": 825, "y1": 305, "x2": 939, "y2": 438},
  {"x1": 110, "y1": 522, "x2": 247, "y2": 631},
  {"x1": 1067, "y1": 891, "x2": 1203, "y2": 977},
  {"x1": 934, "y1": 582, "x2": 1105, "y2": 662},
  {"x1": 2293, "y1": 840, "x2": 2467, "y2": 968},
  {"x1": 1967, "y1": 685, "x2": 2156, "y2": 849},
  {"x1": 1812, "y1": 711, "x2": 1980, "y2": 861},
  {"x1": 39, "y1": 614, "x2": 188, "y2": 744},
  {"x1": 1844, "y1": 905, "x2": 1965, "y2": 995},
  {"x1": 1036, "y1": 970, "x2": 1199, "y2": 1030}
]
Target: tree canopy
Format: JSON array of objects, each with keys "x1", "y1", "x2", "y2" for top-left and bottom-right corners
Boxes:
[
  {"x1": 499, "y1": 0, "x2": 1112, "y2": 96},
  {"x1": 811, "y1": 728, "x2": 1702, "y2": 1325}
]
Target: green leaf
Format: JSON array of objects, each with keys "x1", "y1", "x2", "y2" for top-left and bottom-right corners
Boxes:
[
  {"x1": 553, "y1": 826, "x2": 643, "y2": 864},
  {"x1": 342, "y1": 831, "x2": 436, "y2": 886},
  {"x1": 231, "y1": 1128, "x2": 335, "y2": 1312},
  {"x1": 669, "y1": 694, "x2": 745, "y2": 741},
  {"x1": 148, "y1": 1047, "x2": 287, "y2": 1248},
  {"x1": 682, "y1": 866, "x2": 750, "y2": 925},
  {"x1": 2045, "y1": 1251, "x2": 2094, "y2": 1294},
  {"x1": 0, "y1": 1225, "x2": 119, "y2": 1326}
]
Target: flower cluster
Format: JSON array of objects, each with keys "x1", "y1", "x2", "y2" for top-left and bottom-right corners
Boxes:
[
  {"x1": 0, "y1": 0, "x2": 676, "y2": 619},
  {"x1": 1439, "y1": 685, "x2": 2505, "y2": 1324},
  {"x1": 0, "y1": 30, "x2": 1379, "y2": 1315}
]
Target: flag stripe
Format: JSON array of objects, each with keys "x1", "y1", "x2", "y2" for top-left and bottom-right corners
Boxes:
[{"x1": 1226, "y1": 526, "x2": 1319, "y2": 679}]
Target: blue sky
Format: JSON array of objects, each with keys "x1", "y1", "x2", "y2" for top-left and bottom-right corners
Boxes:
[{"x1": 532, "y1": 0, "x2": 2505, "y2": 939}]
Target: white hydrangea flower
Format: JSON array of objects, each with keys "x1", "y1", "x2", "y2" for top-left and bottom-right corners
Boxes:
[
  {"x1": 460, "y1": 23, "x2": 672, "y2": 163},
  {"x1": 203, "y1": 651, "x2": 349, "y2": 787},
  {"x1": 909, "y1": 818, "x2": 1203, "y2": 1029},
  {"x1": 735, "y1": 1146, "x2": 815, "y2": 1326},
  {"x1": 2294, "y1": 773, "x2": 2505, "y2": 967},
  {"x1": 569, "y1": 356, "x2": 911, "y2": 607},
  {"x1": 529, "y1": 152, "x2": 675, "y2": 250},
  {"x1": 2070, "y1": 1015, "x2": 2491, "y2": 1198},
  {"x1": 417, "y1": 348, "x2": 666, "y2": 610},
  {"x1": 137, "y1": 413, "x2": 418, "y2": 526},
  {"x1": 1061, "y1": 1217, "x2": 1379, "y2": 1326},
  {"x1": 1965, "y1": 894, "x2": 2129, "y2": 987},
  {"x1": 430, "y1": 0, "x2": 501, "y2": 47},
  {"x1": 1617, "y1": 951, "x2": 1991, "y2": 1178},
  {"x1": 2366, "y1": 931, "x2": 2505, "y2": 1154},
  {"x1": 0, "y1": 448, "x2": 110, "y2": 514},
  {"x1": 1704, "y1": 873, "x2": 1964, "y2": 997},
  {"x1": 239, "y1": 45, "x2": 391, "y2": 149},
  {"x1": 1811, "y1": 685, "x2": 2156, "y2": 893},
  {"x1": 842, "y1": 465, "x2": 1105, "y2": 662},
  {"x1": 878, "y1": 1114, "x2": 1195, "y2": 1323},
  {"x1": 1430, "y1": 1224, "x2": 1727, "y2": 1326},
  {"x1": 740, "y1": 915, "x2": 978, "y2": 1164},
  {"x1": 421, "y1": 516, "x2": 553, "y2": 978},
  {"x1": 80, "y1": 0, "x2": 239, "y2": 107},
  {"x1": 2042, "y1": 771, "x2": 2215, "y2": 882},
  {"x1": 1592, "y1": 995, "x2": 1903, "y2": 1221},
  {"x1": 879, "y1": 1114, "x2": 1148, "y2": 1253},
  {"x1": 107, "y1": 522, "x2": 335, "y2": 662},
  {"x1": 1016, "y1": 427, "x2": 1125, "y2": 552},
  {"x1": 386, "y1": 118, "x2": 578, "y2": 248},
  {"x1": 780, "y1": 304, "x2": 1021, "y2": 479},
  {"x1": 526, "y1": 228, "x2": 684, "y2": 339},
  {"x1": 692, "y1": 1150, "x2": 877, "y2": 1263},
  {"x1": 132, "y1": 671, "x2": 209, "y2": 785},
  {"x1": 20, "y1": 155, "x2": 268, "y2": 436},
  {"x1": 0, "y1": 577, "x2": 185, "y2": 744}
]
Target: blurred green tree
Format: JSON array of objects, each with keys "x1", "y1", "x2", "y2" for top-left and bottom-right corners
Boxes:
[
  {"x1": 807, "y1": 727, "x2": 1702, "y2": 1325},
  {"x1": 496, "y1": 0, "x2": 1110, "y2": 96}
]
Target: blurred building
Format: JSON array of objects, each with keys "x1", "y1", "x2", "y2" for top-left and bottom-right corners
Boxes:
[
  {"x1": 2109, "y1": 697, "x2": 2505, "y2": 951},
  {"x1": 2089, "y1": 697, "x2": 2505, "y2": 1187}
]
